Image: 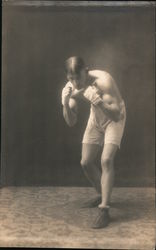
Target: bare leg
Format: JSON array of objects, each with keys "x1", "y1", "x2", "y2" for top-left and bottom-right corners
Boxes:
[
  {"x1": 99, "y1": 143, "x2": 118, "y2": 208},
  {"x1": 92, "y1": 143, "x2": 118, "y2": 229},
  {"x1": 81, "y1": 143, "x2": 102, "y2": 194}
]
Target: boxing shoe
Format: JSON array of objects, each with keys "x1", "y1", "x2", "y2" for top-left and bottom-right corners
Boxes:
[{"x1": 91, "y1": 207, "x2": 110, "y2": 229}]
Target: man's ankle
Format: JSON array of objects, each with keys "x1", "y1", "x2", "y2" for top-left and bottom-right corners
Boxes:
[{"x1": 98, "y1": 204, "x2": 110, "y2": 209}]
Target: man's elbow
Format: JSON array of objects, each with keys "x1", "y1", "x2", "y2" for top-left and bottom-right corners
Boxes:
[
  {"x1": 66, "y1": 118, "x2": 77, "y2": 127},
  {"x1": 113, "y1": 109, "x2": 123, "y2": 122},
  {"x1": 68, "y1": 123, "x2": 76, "y2": 127}
]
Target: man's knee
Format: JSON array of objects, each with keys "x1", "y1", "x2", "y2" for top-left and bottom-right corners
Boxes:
[
  {"x1": 80, "y1": 157, "x2": 93, "y2": 170},
  {"x1": 101, "y1": 157, "x2": 114, "y2": 170}
]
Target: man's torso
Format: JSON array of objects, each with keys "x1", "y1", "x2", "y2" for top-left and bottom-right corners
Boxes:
[
  {"x1": 66, "y1": 70, "x2": 124, "y2": 127},
  {"x1": 88, "y1": 70, "x2": 124, "y2": 127}
]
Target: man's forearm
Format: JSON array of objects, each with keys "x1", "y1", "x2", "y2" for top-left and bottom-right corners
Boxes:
[
  {"x1": 63, "y1": 104, "x2": 77, "y2": 127},
  {"x1": 97, "y1": 102, "x2": 121, "y2": 122}
]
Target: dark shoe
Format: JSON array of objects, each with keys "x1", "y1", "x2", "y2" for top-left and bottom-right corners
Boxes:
[
  {"x1": 92, "y1": 208, "x2": 110, "y2": 229},
  {"x1": 80, "y1": 196, "x2": 101, "y2": 208}
]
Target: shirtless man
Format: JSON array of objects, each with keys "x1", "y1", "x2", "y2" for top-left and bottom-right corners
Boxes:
[{"x1": 61, "y1": 56, "x2": 126, "y2": 228}]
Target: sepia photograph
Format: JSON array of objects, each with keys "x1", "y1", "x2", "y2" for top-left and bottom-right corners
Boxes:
[{"x1": 0, "y1": 1, "x2": 155, "y2": 249}]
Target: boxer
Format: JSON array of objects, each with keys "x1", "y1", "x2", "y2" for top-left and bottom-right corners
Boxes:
[{"x1": 61, "y1": 56, "x2": 126, "y2": 228}]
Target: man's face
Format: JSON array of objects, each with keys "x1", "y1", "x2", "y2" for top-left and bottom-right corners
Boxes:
[{"x1": 67, "y1": 69, "x2": 87, "y2": 90}]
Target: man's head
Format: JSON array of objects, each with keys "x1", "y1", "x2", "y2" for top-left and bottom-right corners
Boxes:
[{"x1": 65, "y1": 56, "x2": 88, "y2": 89}]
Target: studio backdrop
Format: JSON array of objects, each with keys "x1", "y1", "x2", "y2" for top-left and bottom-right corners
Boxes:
[{"x1": 1, "y1": 3, "x2": 155, "y2": 186}]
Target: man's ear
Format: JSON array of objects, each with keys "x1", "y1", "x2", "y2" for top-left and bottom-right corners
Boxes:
[{"x1": 85, "y1": 67, "x2": 89, "y2": 72}]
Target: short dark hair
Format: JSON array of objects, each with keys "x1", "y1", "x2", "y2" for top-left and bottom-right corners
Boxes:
[{"x1": 65, "y1": 56, "x2": 85, "y2": 75}]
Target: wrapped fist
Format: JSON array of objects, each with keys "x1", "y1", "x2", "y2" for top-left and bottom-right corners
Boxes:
[
  {"x1": 61, "y1": 83, "x2": 73, "y2": 106},
  {"x1": 83, "y1": 86, "x2": 102, "y2": 105}
]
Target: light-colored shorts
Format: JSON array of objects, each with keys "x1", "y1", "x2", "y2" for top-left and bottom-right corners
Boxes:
[{"x1": 82, "y1": 104, "x2": 126, "y2": 148}]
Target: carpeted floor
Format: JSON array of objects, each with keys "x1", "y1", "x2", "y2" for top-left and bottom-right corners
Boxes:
[{"x1": 0, "y1": 187, "x2": 155, "y2": 249}]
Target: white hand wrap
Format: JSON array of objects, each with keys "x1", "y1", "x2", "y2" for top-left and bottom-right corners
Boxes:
[
  {"x1": 61, "y1": 82, "x2": 73, "y2": 106},
  {"x1": 83, "y1": 86, "x2": 102, "y2": 105},
  {"x1": 61, "y1": 87, "x2": 67, "y2": 106}
]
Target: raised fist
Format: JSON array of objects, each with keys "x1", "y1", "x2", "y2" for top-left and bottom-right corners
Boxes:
[
  {"x1": 62, "y1": 85, "x2": 72, "y2": 106},
  {"x1": 83, "y1": 86, "x2": 102, "y2": 105}
]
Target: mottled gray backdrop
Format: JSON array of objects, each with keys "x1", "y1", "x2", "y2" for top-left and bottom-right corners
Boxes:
[{"x1": 1, "y1": 4, "x2": 155, "y2": 186}]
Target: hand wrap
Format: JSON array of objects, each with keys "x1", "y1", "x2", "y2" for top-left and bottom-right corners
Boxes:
[{"x1": 83, "y1": 86, "x2": 102, "y2": 105}]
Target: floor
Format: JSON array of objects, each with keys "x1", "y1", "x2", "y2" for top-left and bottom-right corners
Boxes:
[{"x1": 0, "y1": 187, "x2": 155, "y2": 249}]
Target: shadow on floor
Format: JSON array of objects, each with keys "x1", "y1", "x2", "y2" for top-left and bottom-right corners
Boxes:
[{"x1": 43, "y1": 196, "x2": 154, "y2": 229}]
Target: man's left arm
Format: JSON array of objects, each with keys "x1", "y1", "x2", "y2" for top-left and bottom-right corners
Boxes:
[
  {"x1": 83, "y1": 86, "x2": 123, "y2": 122},
  {"x1": 98, "y1": 94, "x2": 122, "y2": 122}
]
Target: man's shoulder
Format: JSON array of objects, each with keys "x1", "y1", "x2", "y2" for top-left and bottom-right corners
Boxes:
[
  {"x1": 88, "y1": 69, "x2": 112, "y2": 79},
  {"x1": 89, "y1": 70, "x2": 114, "y2": 89}
]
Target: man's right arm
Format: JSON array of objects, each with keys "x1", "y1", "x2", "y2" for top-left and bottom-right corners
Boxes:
[
  {"x1": 62, "y1": 85, "x2": 78, "y2": 127},
  {"x1": 63, "y1": 98, "x2": 78, "y2": 127}
]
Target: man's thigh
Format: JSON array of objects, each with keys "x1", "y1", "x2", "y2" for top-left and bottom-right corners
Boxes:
[
  {"x1": 104, "y1": 118, "x2": 126, "y2": 149},
  {"x1": 81, "y1": 143, "x2": 101, "y2": 163},
  {"x1": 82, "y1": 119, "x2": 104, "y2": 146},
  {"x1": 101, "y1": 143, "x2": 118, "y2": 162}
]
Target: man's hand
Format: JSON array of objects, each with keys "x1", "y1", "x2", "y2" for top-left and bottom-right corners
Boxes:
[
  {"x1": 83, "y1": 86, "x2": 102, "y2": 105},
  {"x1": 62, "y1": 86, "x2": 72, "y2": 106},
  {"x1": 62, "y1": 85, "x2": 78, "y2": 127}
]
